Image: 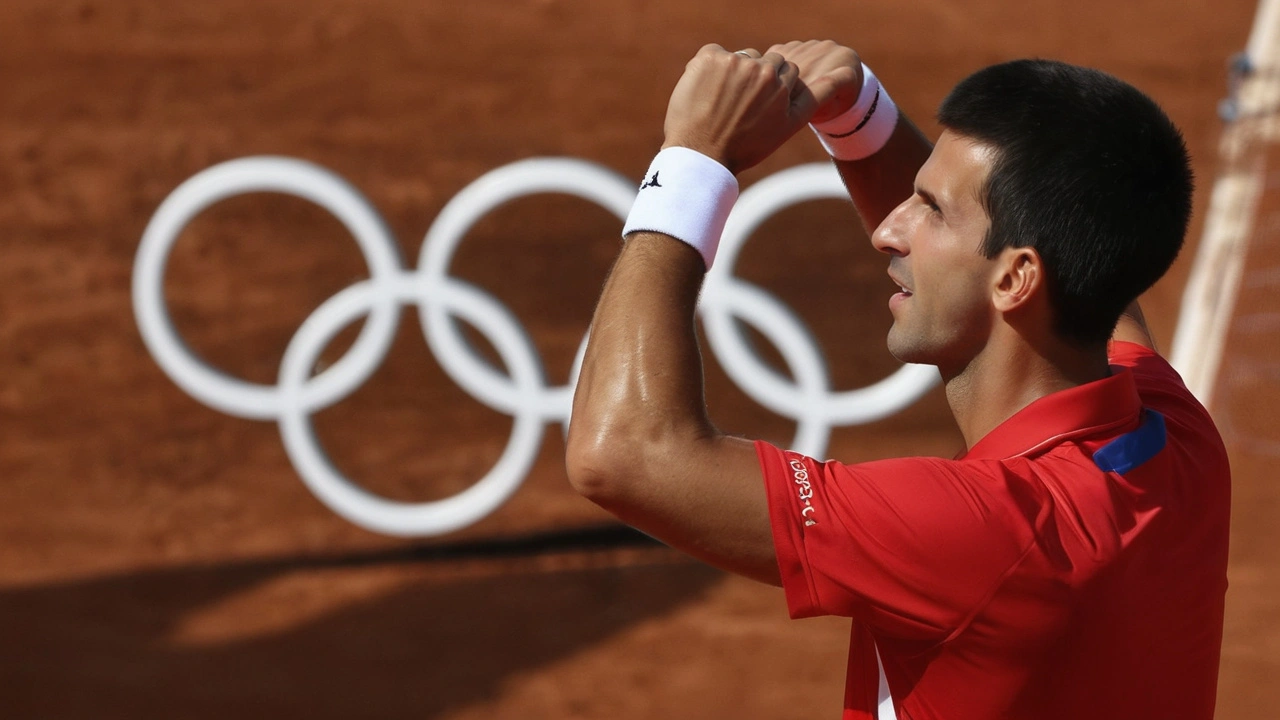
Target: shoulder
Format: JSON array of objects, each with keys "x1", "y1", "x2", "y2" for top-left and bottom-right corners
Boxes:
[
  {"x1": 1108, "y1": 340, "x2": 1203, "y2": 414},
  {"x1": 1107, "y1": 341, "x2": 1227, "y2": 465}
]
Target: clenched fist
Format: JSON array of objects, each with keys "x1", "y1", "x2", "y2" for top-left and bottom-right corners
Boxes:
[
  {"x1": 768, "y1": 40, "x2": 865, "y2": 125},
  {"x1": 660, "y1": 44, "x2": 816, "y2": 174}
]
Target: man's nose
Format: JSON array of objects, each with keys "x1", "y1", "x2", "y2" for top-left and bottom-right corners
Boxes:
[{"x1": 871, "y1": 200, "x2": 911, "y2": 257}]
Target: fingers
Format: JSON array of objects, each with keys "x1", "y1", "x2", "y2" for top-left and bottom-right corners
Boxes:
[
  {"x1": 764, "y1": 40, "x2": 865, "y2": 124},
  {"x1": 767, "y1": 40, "x2": 806, "y2": 57},
  {"x1": 770, "y1": 40, "x2": 859, "y2": 65},
  {"x1": 732, "y1": 48, "x2": 799, "y2": 89},
  {"x1": 807, "y1": 64, "x2": 859, "y2": 101},
  {"x1": 770, "y1": 54, "x2": 801, "y2": 94},
  {"x1": 724, "y1": 42, "x2": 861, "y2": 114},
  {"x1": 664, "y1": 44, "x2": 817, "y2": 173},
  {"x1": 664, "y1": 40, "x2": 862, "y2": 170}
]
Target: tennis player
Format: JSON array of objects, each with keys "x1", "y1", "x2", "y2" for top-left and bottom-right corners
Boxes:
[{"x1": 566, "y1": 40, "x2": 1229, "y2": 719}]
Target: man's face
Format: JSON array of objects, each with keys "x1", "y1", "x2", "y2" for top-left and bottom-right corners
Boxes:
[{"x1": 871, "y1": 130, "x2": 1000, "y2": 373}]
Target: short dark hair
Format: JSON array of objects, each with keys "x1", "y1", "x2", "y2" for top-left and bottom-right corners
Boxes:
[{"x1": 937, "y1": 59, "x2": 1193, "y2": 346}]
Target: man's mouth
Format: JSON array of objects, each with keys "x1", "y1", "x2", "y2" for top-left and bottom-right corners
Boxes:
[
  {"x1": 888, "y1": 269, "x2": 913, "y2": 297},
  {"x1": 888, "y1": 267, "x2": 912, "y2": 310}
]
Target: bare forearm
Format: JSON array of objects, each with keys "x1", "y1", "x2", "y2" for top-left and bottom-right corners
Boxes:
[
  {"x1": 570, "y1": 235, "x2": 711, "y2": 465},
  {"x1": 833, "y1": 114, "x2": 933, "y2": 233},
  {"x1": 566, "y1": 234, "x2": 778, "y2": 583}
]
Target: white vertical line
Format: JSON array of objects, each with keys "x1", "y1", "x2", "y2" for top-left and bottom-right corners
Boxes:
[{"x1": 1171, "y1": 0, "x2": 1280, "y2": 408}]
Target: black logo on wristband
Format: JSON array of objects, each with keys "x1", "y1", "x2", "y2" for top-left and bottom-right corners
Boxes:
[{"x1": 640, "y1": 171, "x2": 662, "y2": 190}]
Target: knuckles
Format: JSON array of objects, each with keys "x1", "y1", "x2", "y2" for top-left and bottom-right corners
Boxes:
[{"x1": 684, "y1": 40, "x2": 863, "y2": 83}]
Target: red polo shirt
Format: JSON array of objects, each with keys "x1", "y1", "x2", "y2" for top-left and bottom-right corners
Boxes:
[{"x1": 757, "y1": 341, "x2": 1230, "y2": 720}]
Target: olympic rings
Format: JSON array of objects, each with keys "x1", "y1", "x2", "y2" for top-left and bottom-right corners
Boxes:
[{"x1": 133, "y1": 155, "x2": 939, "y2": 537}]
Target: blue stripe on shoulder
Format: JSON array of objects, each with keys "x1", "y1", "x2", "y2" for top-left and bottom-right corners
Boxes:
[{"x1": 1092, "y1": 409, "x2": 1167, "y2": 474}]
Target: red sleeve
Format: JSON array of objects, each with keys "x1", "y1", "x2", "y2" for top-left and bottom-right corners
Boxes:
[{"x1": 756, "y1": 440, "x2": 1043, "y2": 642}]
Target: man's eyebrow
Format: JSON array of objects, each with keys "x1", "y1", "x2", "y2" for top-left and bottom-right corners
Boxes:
[{"x1": 915, "y1": 186, "x2": 941, "y2": 210}]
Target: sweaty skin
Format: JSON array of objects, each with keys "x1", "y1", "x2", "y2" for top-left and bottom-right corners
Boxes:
[{"x1": 564, "y1": 40, "x2": 1156, "y2": 585}]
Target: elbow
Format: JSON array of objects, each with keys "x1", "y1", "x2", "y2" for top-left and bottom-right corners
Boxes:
[
  {"x1": 564, "y1": 421, "x2": 636, "y2": 506},
  {"x1": 568, "y1": 422, "x2": 627, "y2": 502}
]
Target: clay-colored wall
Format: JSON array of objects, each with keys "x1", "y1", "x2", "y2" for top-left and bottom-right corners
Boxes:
[{"x1": 1, "y1": 1, "x2": 1273, "y2": 717}]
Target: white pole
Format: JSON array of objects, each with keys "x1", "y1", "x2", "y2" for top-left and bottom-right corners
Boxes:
[{"x1": 1171, "y1": 0, "x2": 1280, "y2": 407}]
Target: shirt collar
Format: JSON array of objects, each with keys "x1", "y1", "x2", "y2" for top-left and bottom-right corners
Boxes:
[{"x1": 959, "y1": 366, "x2": 1142, "y2": 461}]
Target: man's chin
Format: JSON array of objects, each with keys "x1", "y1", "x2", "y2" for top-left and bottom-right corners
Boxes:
[
  {"x1": 888, "y1": 349, "x2": 921, "y2": 365},
  {"x1": 886, "y1": 332, "x2": 918, "y2": 364},
  {"x1": 886, "y1": 333, "x2": 936, "y2": 367}
]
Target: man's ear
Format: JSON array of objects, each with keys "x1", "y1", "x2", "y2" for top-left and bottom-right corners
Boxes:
[{"x1": 992, "y1": 246, "x2": 1043, "y2": 312}]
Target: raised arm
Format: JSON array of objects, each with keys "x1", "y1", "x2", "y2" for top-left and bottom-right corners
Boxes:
[
  {"x1": 832, "y1": 118, "x2": 935, "y2": 230},
  {"x1": 565, "y1": 44, "x2": 842, "y2": 585},
  {"x1": 565, "y1": 41, "x2": 933, "y2": 585}
]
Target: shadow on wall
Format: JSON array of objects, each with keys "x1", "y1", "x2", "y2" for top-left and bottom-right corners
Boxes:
[{"x1": 0, "y1": 526, "x2": 720, "y2": 719}]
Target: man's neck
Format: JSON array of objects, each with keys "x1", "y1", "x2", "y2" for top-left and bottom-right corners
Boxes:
[{"x1": 944, "y1": 330, "x2": 1112, "y2": 449}]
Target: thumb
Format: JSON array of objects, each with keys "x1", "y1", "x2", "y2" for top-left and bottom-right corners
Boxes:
[{"x1": 806, "y1": 66, "x2": 862, "y2": 125}]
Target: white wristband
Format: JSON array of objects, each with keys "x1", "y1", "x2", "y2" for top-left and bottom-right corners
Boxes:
[
  {"x1": 810, "y1": 64, "x2": 899, "y2": 161},
  {"x1": 621, "y1": 146, "x2": 739, "y2": 270}
]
